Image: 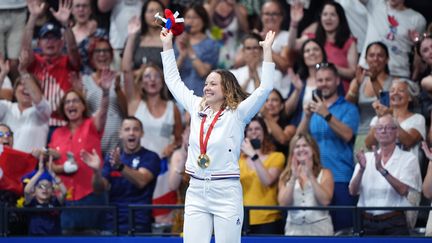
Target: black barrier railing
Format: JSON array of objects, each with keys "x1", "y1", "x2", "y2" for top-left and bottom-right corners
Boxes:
[
  {"x1": 1, "y1": 206, "x2": 118, "y2": 236},
  {"x1": 0, "y1": 204, "x2": 431, "y2": 237}
]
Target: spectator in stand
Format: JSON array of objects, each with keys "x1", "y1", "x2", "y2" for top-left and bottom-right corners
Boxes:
[
  {"x1": 48, "y1": 69, "x2": 112, "y2": 234},
  {"x1": 204, "y1": 0, "x2": 248, "y2": 69},
  {"x1": 358, "y1": 0, "x2": 426, "y2": 79},
  {"x1": 174, "y1": 4, "x2": 219, "y2": 96},
  {"x1": 168, "y1": 122, "x2": 191, "y2": 234},
  {"x1": 297, "y1": 62, "x2": 359, "y2": 232},
  {"x1": 365, "y1": 79, "x2": 425, "y2": 157},
  {"x1": 81, "y1": 116, "x2": 160, "y2": 234},
  {"x1": 287, "y1": 1, "x2": 357, "y2": 93},
  {"x1": 230, "y1": 33, "x2": 284, "y2": 96},
  {"x1": 71, "y1": 0, "x2": 108, "y2": 75},
  {"x1": 23, "y1": 152, "x2": 67, "y2": 236},
  {"x1": 236, "y1": 0, "x2": 289, "y2": 73},
  {"x1": 278, "y1": 132, "x2": 334, "y2": 236},
  {"x1": 82, "y1": 37, "x2": 127, "y2": 157},
  {"x1": 130, "y1": 0, "x2": 165, "y2": 70},
  {"x1": 349, "y1": 114, "x2": 422, "y2": 236},
  {"x1": 97, "y1": 0, "x2": 145, "y2": 69},
  {"x1": 123, "y1": 16, "x2": 182, "y2": 231},
  {"x1": 0, "y1": 0, "x2": 27, "y2": 80},
  {"x1": 0, "y1": 54, "x2": 51, "y2": 153},
  {"x1": 345, "y1": 42, "x2": 393, "y2": 151},
  {"x1": 284, "y1": 39, "x2": 327, "y2": 126},
  {"x1": 21, "y1": 0, "x2": 81, "y2": 130},
  {"x1": 261, "y1": 89, "x2": 296, "y2": 156},
  {"x1": 240, "y1": 116, "x2": 285, "y2": 234},
  {"x1": 418, "y1": 34, "x2": 432, "y2": 137},
  {"x1": 421, "y1": 142, "x2": 432, "y2": 236}
]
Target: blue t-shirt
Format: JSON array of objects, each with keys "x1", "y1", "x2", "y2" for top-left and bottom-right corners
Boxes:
[
  {"x1": 309, "y1": 96, "x2": 359, "y2": 183},
  {"x1": 26, "y1": 198, "x2": 62, "y2": 235},
  {"x1": 103, "y1": 147, "x2": 160, "y2": 233}
]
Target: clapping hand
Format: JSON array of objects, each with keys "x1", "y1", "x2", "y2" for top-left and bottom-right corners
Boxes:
[
  {"x1": 372, "y1": 145, "x2": 383, "y2": 172},
  {"x1": 421, "y1": 141, "x2": 432, "y2": 161},
  {"x1": 355, "y1": 149, "x2": 367, "y2": 170}
]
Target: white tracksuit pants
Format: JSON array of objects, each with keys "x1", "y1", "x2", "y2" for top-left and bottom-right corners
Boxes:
[{"x1": 183, "y1": 177, "x2": 244, "y2": 243}]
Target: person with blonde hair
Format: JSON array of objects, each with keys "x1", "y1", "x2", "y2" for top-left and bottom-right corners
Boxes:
[
  {"x1": 160, "y1": 26, "x2": 275, "y2": 243},
  {"x1": 278, "y1": 132, "x2": 334, "y2": 235}
]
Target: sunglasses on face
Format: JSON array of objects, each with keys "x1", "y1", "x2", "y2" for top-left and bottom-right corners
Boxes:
[
  {"x1": 0, "y1": 131, "x2": 13, "y2": 138},
  {"x1": 315, "y1": 62, "x2": 335, "y2": 70}
]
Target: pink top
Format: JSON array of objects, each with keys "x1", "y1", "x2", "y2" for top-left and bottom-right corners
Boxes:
[{"x1": 49, "y1": 117, "x2": 103, "y2": 201}]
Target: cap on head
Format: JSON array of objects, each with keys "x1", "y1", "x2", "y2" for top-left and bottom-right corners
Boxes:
[{"x1": 39, "y1": 22, "x2": 62, "y2": 39}]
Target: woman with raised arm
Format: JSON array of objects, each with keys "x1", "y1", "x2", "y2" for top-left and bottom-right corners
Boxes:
[{"x1": 160, "y1": 26, "x2": 275, "y2": 243}]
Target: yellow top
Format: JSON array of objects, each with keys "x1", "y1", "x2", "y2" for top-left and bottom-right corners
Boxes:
[{"x1": 239, "y1": 152, "x2": 285, "y2": 225}]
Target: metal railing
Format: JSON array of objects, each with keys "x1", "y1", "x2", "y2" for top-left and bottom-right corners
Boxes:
[{"x1": 1, "y1": 204, "x2": 431, "y2": 237}]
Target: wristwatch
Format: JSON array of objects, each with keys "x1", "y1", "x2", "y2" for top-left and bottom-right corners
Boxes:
[
  {"x1": 324, "y1": 113, "x2": 333, "y2": 122},
  {"x1": 115, "y1": 163, "x2": 125, "y2": 172},
  {"x1": 251, "y1": 154, "x2": 259, "y2": 161},
  {"x1": 380, "y1": 169, "x2": 389, "y2": 177}
]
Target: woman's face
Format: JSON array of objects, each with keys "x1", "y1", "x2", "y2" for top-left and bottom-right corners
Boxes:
[
  {"x1": 243, "y1": 38, "x2": 262, "y2": 62},
  {"x1": 72, "y1": 0, "x2": 92, "y2": 24},
  {"x1": 320, "y1": 4, "x2": 339, "y2": 33},
  {"x1": 265, "y1": 91, "x2": 283, "y2": 116},
  {"x1": 63, "y1": 92, "x2": 86, "y2": 122},
  {"x1": 261, "y1": 2, "x2": 283, "y2": 31},
  {"x1": 366, "y1": 44, "x2": 388, "y2": 74},
  {"x1": 303, "y1": 41, "x2": 324, "y2": 67},
  {"x1": 215, "y1": 0, "x2": 235, "y2": 18},
  {"x1": 203, "y1": 72, "x2": 224, "y2": 106},
  {"x1": 14, "y1": 81, "x2": 31, "y2": 106},
  {"x1": 91, "y1": 41, "x2": 113, "y2": 70},
  {"x1": 293, "y1": 137, "x2": 313, "y2": 165},
  {"x1": 389, "y1": 81, "x2": 411, "y2": 108},
  {"x1": 420, "y1": 38, "x2": 432, "y2": 66},
  {"x1": 141, "y1": 67, "x2": 163, "y2": 96},
  {"x1": 184, "y1": 9, "x2": 204, "y2": 34},
  {"x1": 145, "y1": 1, "x2": 164, "y2": 28},
  {"x1": 246, "y1": 120, "x2": 264, "y2": 142}
]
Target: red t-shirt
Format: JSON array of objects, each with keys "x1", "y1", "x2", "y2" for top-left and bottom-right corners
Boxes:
[
  {"x1": 28, "y1": 54, "x2": 78, "y2": 126},
  {"x1": 49, "y1": 118, "x2": 103, "y2": 201}
]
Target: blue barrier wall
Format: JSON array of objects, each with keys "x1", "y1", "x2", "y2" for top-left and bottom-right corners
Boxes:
[{"x1": 1, "y1": 237, "x2": 430, "y2": 243}]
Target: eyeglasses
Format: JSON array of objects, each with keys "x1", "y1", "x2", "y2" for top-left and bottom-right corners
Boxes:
[
  {"x1": 375, "y1": 125, "x2": 397, "y2": 133},
  {"x1": 143, "y1": 74, "x2": 162, "y2": 80},
  {"x1": 244, "y1": 46, "x2": 261, "y2": 51},
  {"x1": 64, "y1": 98, "x2": 82, "y2": 105},
  {"x1": 93, "y1": 48, "x2": 111, "y2": 54},
  {"x1": 263, "y1": 12, "x2": 281, "y2": 18},
  {"x1": 0, "y1": 131, "x2": 13, "y2": 138},
  {"x1": 37, "y1": 183, "x2": 53, "y2": 190}
]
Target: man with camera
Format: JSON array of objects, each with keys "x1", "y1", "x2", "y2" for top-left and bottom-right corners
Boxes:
[{"x1": 297, "y1": 62, "x2": 360, "y2": 232}]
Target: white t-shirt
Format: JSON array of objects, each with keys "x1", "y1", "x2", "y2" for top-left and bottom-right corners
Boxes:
[
  {"x1": 351, "y1": 146, "x2": 422, "y2": 215},
  {"x1": 230, "y1": 65, "x2": 283, "y2": 95},
  {"x1": 370, "y1": 113, "x2": 426, "y2": 158},
  {"x1": 0, "y1": 99, "x2": 51, "y2": 152},
  {"x1": 359, "y1": 0, "x2": 426, "y2": 78},
  {"x1": 109, "y1": 0, "x2": 143, "y2": 49},
  {"x1": 273, "y1": 30, "x2": 289, "y2": 54}
]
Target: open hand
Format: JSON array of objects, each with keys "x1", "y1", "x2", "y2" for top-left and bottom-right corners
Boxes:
[
  {"x1": 80, "y1": 149, "x2": 101, "y2": 171},
  {"x1": 128, "y1": 16, "x2": 141, "y2": 35},
  {"x1": 50, "y1": 0, "x2": 72, "y2": 26}
]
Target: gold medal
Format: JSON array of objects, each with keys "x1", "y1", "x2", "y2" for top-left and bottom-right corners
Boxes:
[{"x1": 197, "y1": 154, "x2": 210, "y2": 168}]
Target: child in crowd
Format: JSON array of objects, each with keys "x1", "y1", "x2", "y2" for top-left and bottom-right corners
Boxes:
[{"x1": 23, "y1": 151, "x2": 66, "y2": 235}]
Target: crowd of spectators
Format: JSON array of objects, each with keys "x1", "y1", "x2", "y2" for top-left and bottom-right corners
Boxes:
[{"x1": 1, "y1": 0, "x2": 432, "y2": 237}]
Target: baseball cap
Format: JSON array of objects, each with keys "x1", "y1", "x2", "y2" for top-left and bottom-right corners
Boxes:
[{"x1": 39, "y1": 22, "x2": 62, "y2": 39}]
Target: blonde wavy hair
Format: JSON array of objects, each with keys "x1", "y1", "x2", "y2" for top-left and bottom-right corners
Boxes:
[
  {"x1": 199, "y1": 69, "x2": 249, "y2": 110},
  {"x1": 279, "y1": 132, "x2": 322, "y2": 184}
]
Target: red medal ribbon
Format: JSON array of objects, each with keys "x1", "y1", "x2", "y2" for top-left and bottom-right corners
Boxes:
[{"x1": 199, "y1": 109, "x2": 224, "y2": 155}]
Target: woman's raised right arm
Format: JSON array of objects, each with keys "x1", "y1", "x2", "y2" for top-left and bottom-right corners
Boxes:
[{"x1": 160, "y1": 29, "x2": 199, "y2": 112}]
